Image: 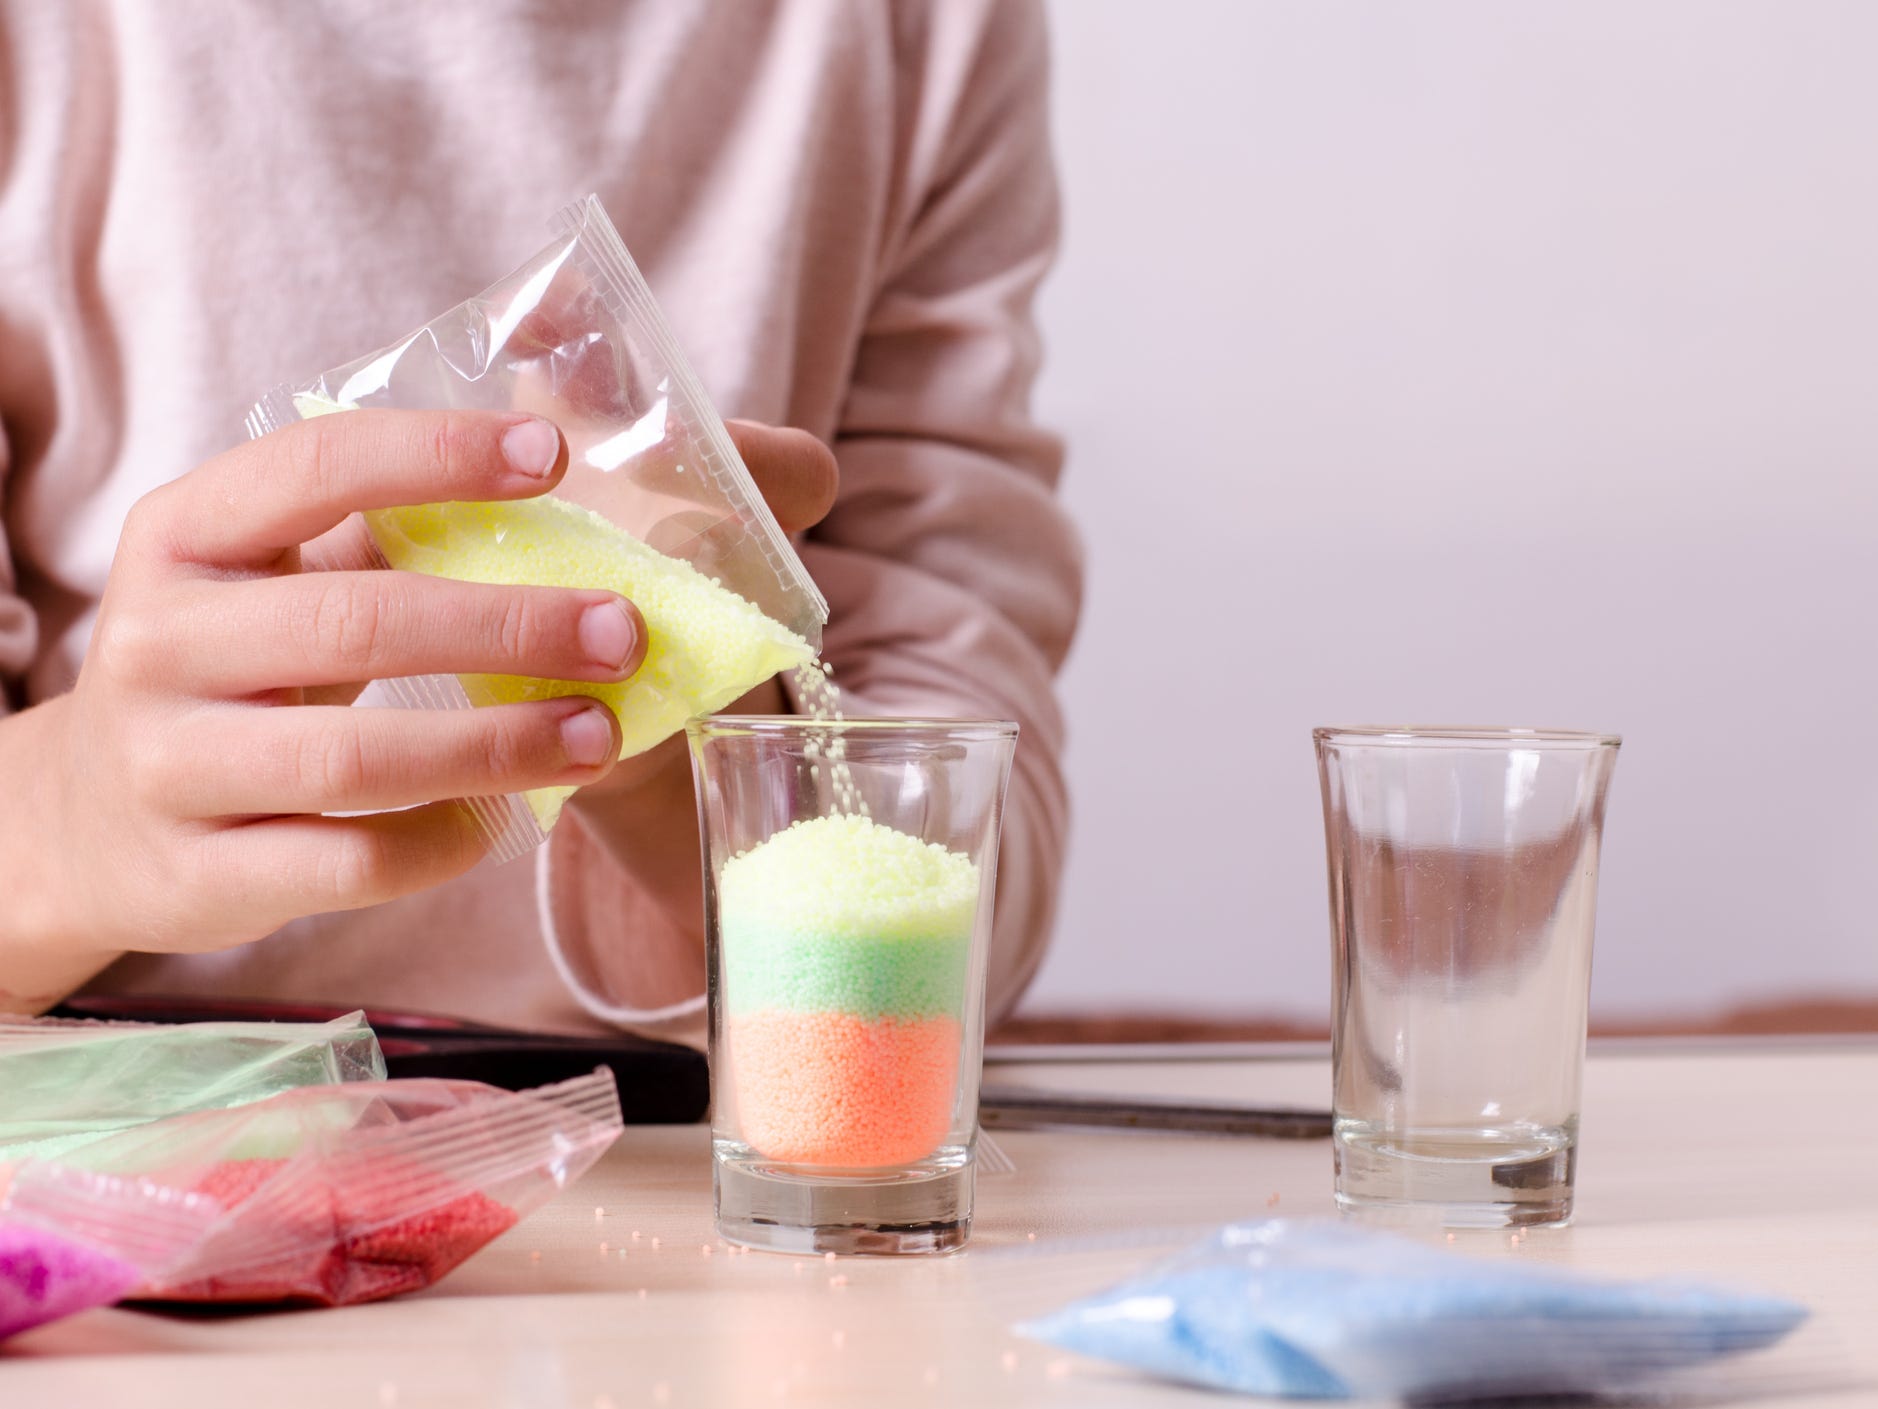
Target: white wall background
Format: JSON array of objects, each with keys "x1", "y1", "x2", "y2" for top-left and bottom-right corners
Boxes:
[{"x1": 1020, "y1": 1, "x2": 1878, "y2": 1024}]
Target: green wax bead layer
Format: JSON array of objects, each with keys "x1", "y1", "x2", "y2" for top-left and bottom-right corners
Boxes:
[
  {"x1": 722, "y1": 929, "x2": 970, "y2": 1020},
  {"x1": 718, "y1": 814, "x2": 980, "y2": 1019}
]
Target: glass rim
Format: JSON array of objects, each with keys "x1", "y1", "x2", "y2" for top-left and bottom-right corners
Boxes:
[
  {"x1": 688, "y1": 715, "x2": 1019, "y2": 740},
  {"x1": 1313, "y1": 725, "x2": 1621, "y2": 747}
]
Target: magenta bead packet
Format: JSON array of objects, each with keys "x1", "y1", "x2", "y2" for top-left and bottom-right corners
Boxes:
[{"x1": 0, "y1": 1162, "x2": 217, "y2": 1342}]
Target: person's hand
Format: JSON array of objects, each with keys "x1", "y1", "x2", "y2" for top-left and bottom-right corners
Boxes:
[
  {"x1": 9, "y1": 409, "x2": 642, "y2": 969},
  {"x1": 0, "y1": 408, "x2": 837, "y2": 1013}
]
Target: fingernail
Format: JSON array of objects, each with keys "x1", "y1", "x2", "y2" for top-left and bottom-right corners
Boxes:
[
  {"x1": 560, "y1": 704, "x2": 615, "y2": 768},
  {"x1": 579, "y1": 599, "x2": 637, "y2": 671},
  {"x1": 502, "y1": 418, "x2": 561, "y2": 478}
]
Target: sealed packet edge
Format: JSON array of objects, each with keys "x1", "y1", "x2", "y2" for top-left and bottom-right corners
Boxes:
[
  {"x1": 550, "y1": 193, "x2": 829, "y2": 645},
  {"x1": 244, "y1": 385, "x2": 298, "y2": 441}
]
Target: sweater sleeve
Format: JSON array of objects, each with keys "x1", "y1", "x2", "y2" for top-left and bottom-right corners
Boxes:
[
  {"x1": 0, "y1": 424, "x2": 39, "y2": 718},
  {"x1": 801, "y1": 1, "x2": 1080, "y2": 1028},
  {"x1": 538, "y1": 0, "x2": 1081, "y2": 1043}
]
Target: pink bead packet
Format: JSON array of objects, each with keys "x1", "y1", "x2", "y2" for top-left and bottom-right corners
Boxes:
[
  {"x1": 44, "y1": 1071, "x2": 624, "y2": 1308},
  {"x1": 0, "y1": 1163, "x2": 218, "y2": 1341}
]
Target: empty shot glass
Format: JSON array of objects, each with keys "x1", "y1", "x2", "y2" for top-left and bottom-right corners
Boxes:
[
  {"x1": 687, "y1": 717, "x2": 1018, "y2": 1255},
  {"x1": 1315, "y1": 727, "x2": 1621, "y2": 1227}
]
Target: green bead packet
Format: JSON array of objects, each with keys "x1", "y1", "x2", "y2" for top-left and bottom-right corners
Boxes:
[{"x1": 0, "y1": 1013, "x2": 385, "y2": 1165}]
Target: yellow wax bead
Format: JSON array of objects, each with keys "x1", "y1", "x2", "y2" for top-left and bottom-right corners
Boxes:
[{"x1": 366, "y1": 495, "x2": 812, "y2": 832}]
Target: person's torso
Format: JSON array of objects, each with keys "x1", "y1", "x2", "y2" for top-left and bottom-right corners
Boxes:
[
  {"x1": 0, "y1": 0, "x2": 919, "y2": 702},
  {"x1": 0, "y1": 0, "x2": 988, "y2": 1031}
]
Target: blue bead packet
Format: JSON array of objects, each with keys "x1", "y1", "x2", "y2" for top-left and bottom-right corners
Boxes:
[{"x1": 1017, "y1": 1220, "x2": 1806, "y2": 1401}]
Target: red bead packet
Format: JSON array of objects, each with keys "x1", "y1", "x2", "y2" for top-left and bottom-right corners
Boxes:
[{"x1": 48, "y1": 1070, "x2": 623, "y2": 1308}]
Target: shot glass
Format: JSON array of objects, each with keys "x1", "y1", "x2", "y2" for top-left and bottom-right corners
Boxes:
[
  {"x1": 687, "y1": 716, "x2": 1017, "y2": 1255},
  {"x1": 1314, "y1": 727, "x2": 1621, "y2": 1227}
]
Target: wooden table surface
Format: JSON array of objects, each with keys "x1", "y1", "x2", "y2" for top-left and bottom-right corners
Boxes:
[{"x1": 5, "y1": 1040, "x2": 1874, "y2": 1407}]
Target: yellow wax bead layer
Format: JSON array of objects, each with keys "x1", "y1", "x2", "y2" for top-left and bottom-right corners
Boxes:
[
  {"x1": 719, "y1": 813, "x2": 980, "y2": 951},
  {"x1": 366, "y1": 496, "x2": 813, "y2": 831}
]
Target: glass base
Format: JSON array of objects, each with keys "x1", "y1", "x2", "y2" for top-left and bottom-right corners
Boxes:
[
  {"x1": 714, "y1": 1142, "x2": 973, "y2": 1255},
  {"x1": 1334, "y1": 1121, "x2": 1578, "y2": 1229}
]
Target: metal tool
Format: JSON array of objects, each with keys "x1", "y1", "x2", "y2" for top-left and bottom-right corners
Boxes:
[{"x1": 979, "y1": 1085, "x2": 1333, "y2": 1139}]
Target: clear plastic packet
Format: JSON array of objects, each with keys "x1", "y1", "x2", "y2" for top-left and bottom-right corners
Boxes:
[
  {"x1": 246, "y1": 195, "x2": 827, "y2": 861},
  {"x1": 45, "y1": 1071, "x2": 622, "y2": 1307},
  {"x1": 0, "y1": 1012, "x2": 384, "y2": 1165},
  {"x1": 1017, "y1": 1219, "x2": 1808, "y2": 1401},
  {"x1": 0, "y1": 1163, "x2": 217, "y2": 1340}
]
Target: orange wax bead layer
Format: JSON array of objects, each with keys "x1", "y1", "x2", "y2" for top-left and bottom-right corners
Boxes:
[{"x1": 729, "y1": 1011, "x2": 960, "y2": 1167}]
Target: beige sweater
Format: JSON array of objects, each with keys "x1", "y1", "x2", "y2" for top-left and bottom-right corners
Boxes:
[{"x1": 0, "y1": 1, "x2": 1080, "y2": 1043}]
